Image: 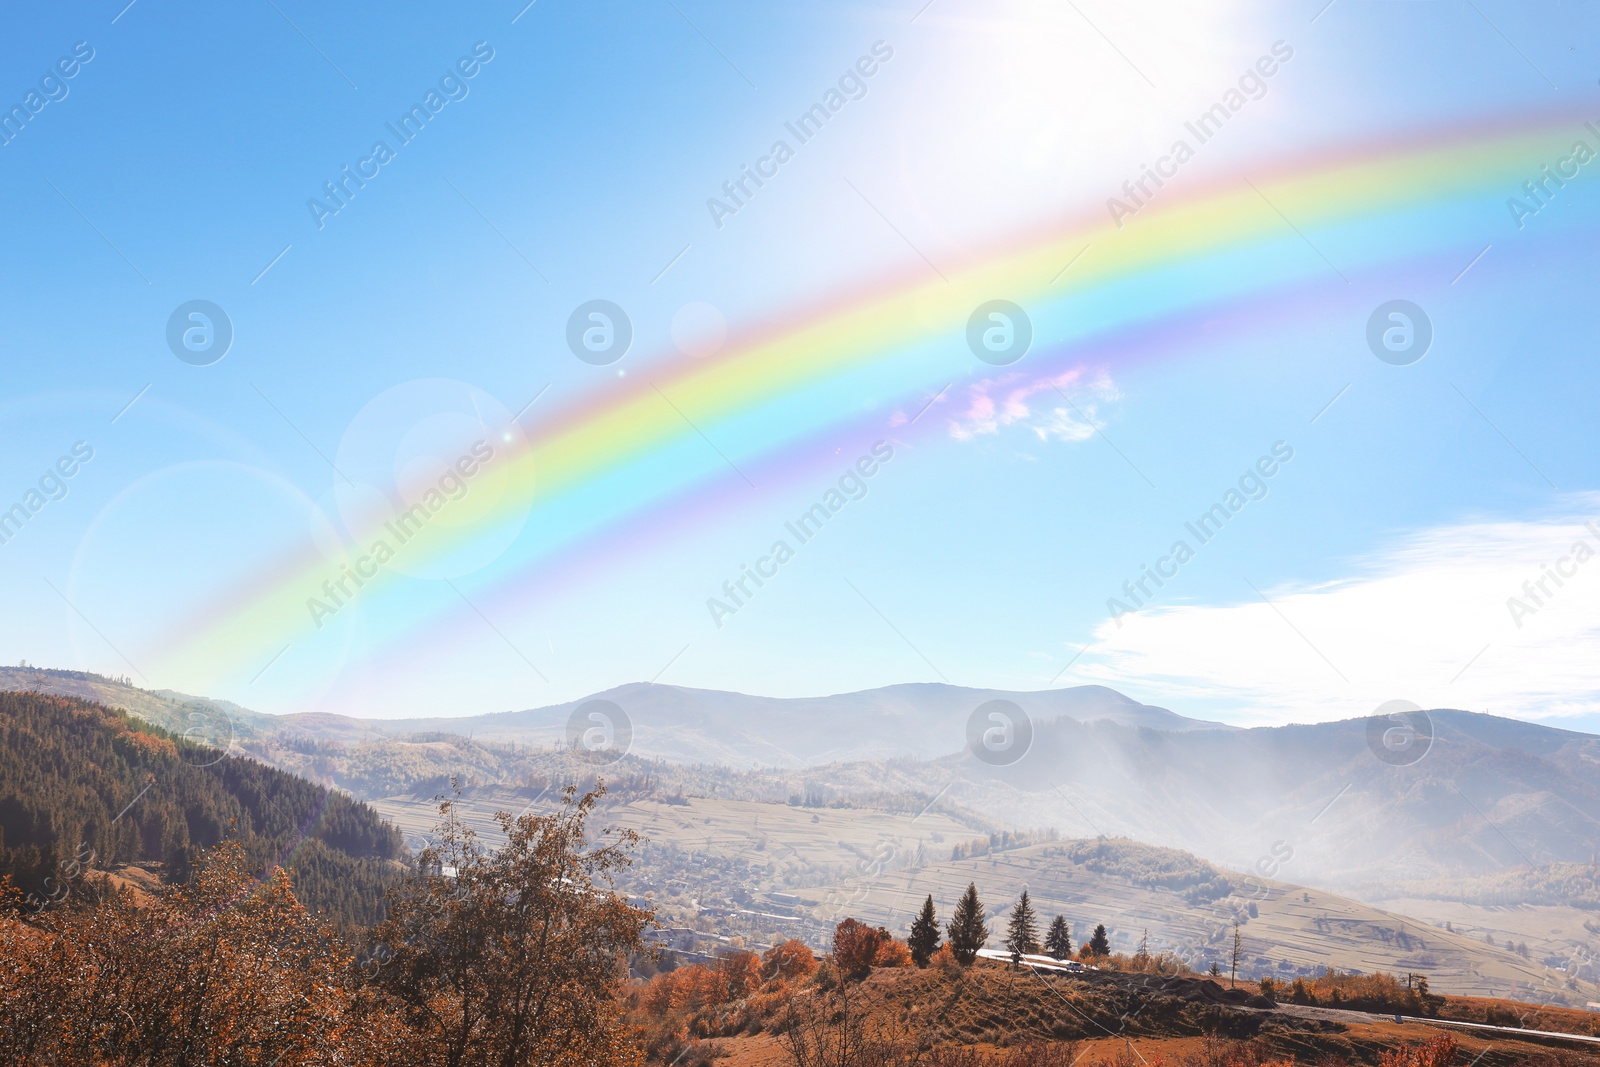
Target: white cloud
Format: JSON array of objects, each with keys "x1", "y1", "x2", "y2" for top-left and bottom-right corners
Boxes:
[
  {"x1": 946, "y1": 367, "x2": 1117, "y2": 443},
  {"x1": 1073, "y1": 497, "x2": 1600, "y2": 726}
]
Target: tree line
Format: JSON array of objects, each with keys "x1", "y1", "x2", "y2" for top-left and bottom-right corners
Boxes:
[
  {"x1": 0, "y1": 691, "x2": 404, "y2": 927},
  {"x1": 904, "y1": 883, "x2": 1111, "y2": 967}
]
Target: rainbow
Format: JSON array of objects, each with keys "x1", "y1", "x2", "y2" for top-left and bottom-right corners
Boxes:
[{"x1": 152, "y1": 109, "x2": 1599, "y2": 693}]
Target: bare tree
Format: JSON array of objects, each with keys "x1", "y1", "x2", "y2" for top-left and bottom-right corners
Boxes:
[
  {"x1": 780, "y1": 965, "x2": 968, "y2": 1067},
  {"x1": 779, "y1": 973, "x2": 907, "y2": 1067},
  {"x1": 1230, "y1": 921, "x2": 1243, "y2": 989}
]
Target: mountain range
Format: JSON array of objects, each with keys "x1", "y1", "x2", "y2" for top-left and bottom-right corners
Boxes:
[
  {"x1": 0, "y1": 669, "x2": 1222, "y2": 765},
  {"x1": 4, "y1": 666, "x2": 1597, "y2": 893}
]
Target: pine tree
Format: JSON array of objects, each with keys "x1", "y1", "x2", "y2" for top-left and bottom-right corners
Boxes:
[
  {"x1": 1135, "y1": 927, "x2": 1150, "y2": 961},
  {"x1": 908, "y1": 895, "x2": 942, "y2": 966},
  {"x1": 1004, "y1": 890, "x2": 1040, "y2": 967},
  {"x1": 946, "y1": 882, "x2": 988, "y2": 965},
  {"x1": 1044, "y1": 915, "x2": 1072, "y2": 960},
  {"x1": 1087, "y1": 923, "x2": 1110, "y2": 957}
]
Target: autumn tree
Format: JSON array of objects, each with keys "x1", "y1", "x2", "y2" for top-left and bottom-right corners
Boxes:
[
  {"x1": 0, "y1": 842, "x2": 388, "y2": 1066},
  {"x1": 873, "y1": 930, "x2": 913, "y2": 968},
  {"x1": 908, "y1": 894, "x2": 941, "y2": 966},
  {"x1": 684, "y1": 949, "x2": 763, "y2": 1007},
  {"x1": 371, "y1": 784, "x2": 652, "y2": 1067},
  {"x1": 764, "y1": 938, "x2": 819, "y2": 984},
  {"x1": 1004, "y1": 889, "x2": 1040, "y2": 967},
  {"x1": 832, "y1": 917, "x2": 882, "y2": 980},
  {"x1": 1044, "y1": 915, "x2": 1072, "y2": 960},
  {"x1": 946, "y1": 882, "x2": 988, "y2": 965}
]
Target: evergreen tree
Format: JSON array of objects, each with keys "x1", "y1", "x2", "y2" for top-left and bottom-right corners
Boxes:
[
  {"x1": 907, "y1": 894, "x2": 941, "y2": 966},
  {"x1": 1004, "y1": 889, "x2": 1040, "y2": 967},
  {"x1": 1087, "y1": 923, "x2": 1110, "y2": 957},
  {"x1": 1044, "y1": 915, "x2": 1072, "y2": 960},
  {"x1": 946, "y1": 882, "x2": 988, "y2": 965}
]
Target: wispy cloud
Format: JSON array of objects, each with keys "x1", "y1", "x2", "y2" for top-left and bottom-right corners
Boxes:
[
  {"x1": 1074, "y1": 496, "x2": 1600, "y2": 726},
  {"x1": 935, "y1": 367, "x2": 1117, "y2": 443}
]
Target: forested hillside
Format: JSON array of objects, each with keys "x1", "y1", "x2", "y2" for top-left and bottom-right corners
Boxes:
[
  {"x1": 0, "y1": 691, "x2": 405, "y2": 926},
  {"x1": 1373, "y1": 861, "x2": 1600, "y2": 910}
]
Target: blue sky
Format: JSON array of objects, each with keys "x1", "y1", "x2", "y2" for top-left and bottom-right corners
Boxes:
[{"x1": 3, "y1": 0, "x2": 1600, "y2": 731}]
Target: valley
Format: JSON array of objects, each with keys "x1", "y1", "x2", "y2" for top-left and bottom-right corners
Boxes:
[
  {"x1": 373, "y1": 787, "x2": 1597, "y2": 1004},
  {"x1": 7, "y1": 665, "x2": 1600, "y2": 1009}
]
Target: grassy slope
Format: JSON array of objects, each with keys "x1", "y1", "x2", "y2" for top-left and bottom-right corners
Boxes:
[
  {"x1": 670, "y1": 962, "x2": 1600, "y2": 1067},
  {"x1": 828, "y1": 841, "x2": 1590, "y2": 1003}
]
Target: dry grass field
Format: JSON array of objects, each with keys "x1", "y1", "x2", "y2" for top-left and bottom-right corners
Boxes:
[{"x1": 636, "y1": 957, "x2": 1600, "y2": 1067}]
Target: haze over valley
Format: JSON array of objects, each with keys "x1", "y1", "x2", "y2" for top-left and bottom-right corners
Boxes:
[{"x1": 8, "y1": 665, "x2": 1597, "y2": 1008}]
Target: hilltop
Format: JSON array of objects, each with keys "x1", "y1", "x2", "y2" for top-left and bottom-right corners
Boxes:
[{"x1": 631, "y1": 948, "x2": 1600, "y2": 1066}]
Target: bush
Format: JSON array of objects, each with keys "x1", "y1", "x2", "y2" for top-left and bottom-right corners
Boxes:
[
  {"x1": 1281, "y1": 969, "x2": 1441, "y2": 1016},
  {"x1": 833, "y1": 918, "x2": 883, "y2": 980},
  {"x1": 1377, "y1": 1034, "x2": 1458, "y2": 1067},
  {"x1": 762, "y1": 939, "x2": 817, "y2": 984},
  {"x1": 874, "y1": 937, "x2": 913, "y2": 968}
]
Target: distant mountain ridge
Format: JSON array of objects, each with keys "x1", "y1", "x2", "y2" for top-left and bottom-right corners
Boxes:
[
  {"x1": 0, "y1": 668, "x2": 1228, "y2": 767},
  {"x1": 912, "y1": 708, "x2": 1600, "y2": 890},
  {"x1": 368, "y1": 680, "x2": 1233, "y2": 765},
  {"x1": 6, "y1": 666, "x2": 1600, "y2": 897}
]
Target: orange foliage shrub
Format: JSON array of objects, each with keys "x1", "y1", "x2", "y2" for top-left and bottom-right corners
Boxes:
[
  {"x1": 763, "y1": 938, "x2": 818, "y2": 983},
  {"x1": 931, "y1": 942, "x2": 961, "y2": 976},
  {"x1": 632, "y1": 944, "x2": 816, "y2": 1064},
  {"x1": 641, "y1": 951, "x2": 766, "y2": 1020},
  {"x1": 830, "y1": 917, "x2": 915, "y2": 976},
  {"x1": 833, "y1": 917, "x2": 883, "y2": 979},
  {"x1": 1377, "y1": 1034, "x2": 1457, "y2": 1067},
  {"x1": 873, "y1": 936, "x2": 913, "y2": 968},
  {"x1": 0, "y1": 843, "x2": 392, "y2": 1066},
  {"x1": 717, "y1": 950, "x2": 764, "y2": 1002}
]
